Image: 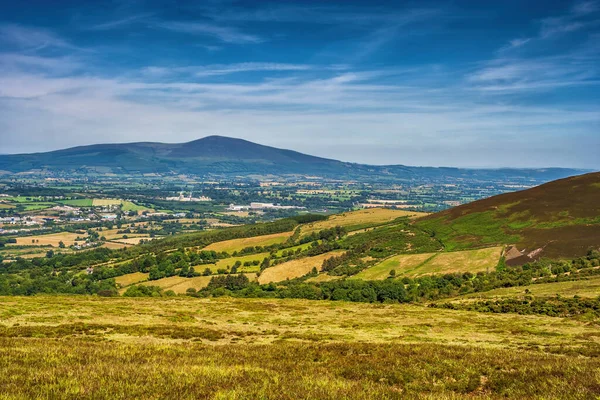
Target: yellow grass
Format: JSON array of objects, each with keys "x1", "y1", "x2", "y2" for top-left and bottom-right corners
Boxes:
[
  {"x1": 115, "y1": 272, "x2": 149, "y2": 287},
  {"x1": 305, "y1": 274, "x2": 344, "y2": 283},
  {"x1": 258, "y1": 251, "x2": 345, "y2": 284},
  {"x1": 462, "y1": 275, "x2": 600, "y2": 299},
  {"x1": 203, "y1": 231, "x2": 293, "y2": 253},
  {"x1": 12, "y1": 232, "x2": 85, "y2": 247},
  {"x1": 1, "y1": 296, "x2": 597, "y2": 351},
  {"x1": 418, "y1": 247, "x2": 503, "y2": 276},
  {"x1": 356, "y1": 246, "x2": 503, "y2": 279},
  {"x1": 92, "y1": 199, "x2": 122, "y2": 206},
  {"x1": 300, "y1": 208, "x2": 427, "y2": 235},
  {"x1": 352, "y1": 253, "x2": 434, "y2": 280},
  {"x1": 111, "y1": 236, "x2": 151, "y2": 245},
  {"x1": 135, "y1": 274, "x2": 257, "y2": 294},
  {"x1": 101, "y1": 241, "x2": 132, "y2": 250},
  {"x1": 214, "y1": 252, "x2": 270, "y2": 271}
]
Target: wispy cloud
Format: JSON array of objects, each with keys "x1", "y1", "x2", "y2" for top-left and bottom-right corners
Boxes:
[
  {"x1": 87, "y1": 13, "x2": 154, "y2": 31},
  {"x1": 156, "y1": 21, "x2": 263, "y2": 44},
  {"x1": 0, "y1": 24, "x2": 74, "y2": 51}
]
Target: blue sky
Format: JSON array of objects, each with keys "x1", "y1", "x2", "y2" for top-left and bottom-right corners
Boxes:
[{"x1": 0, "y1": 0, "x2": 598, "y2": 168}]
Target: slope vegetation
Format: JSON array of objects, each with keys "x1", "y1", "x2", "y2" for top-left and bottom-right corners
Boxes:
[{"x1": 416, "y1": 172, "x2": 600, "y2": 261}]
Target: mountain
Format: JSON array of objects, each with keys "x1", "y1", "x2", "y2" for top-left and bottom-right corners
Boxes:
[
  {"x1": 416, "y1": 172, "x2": 600, "y2": 262},
  {"x1": 0, "y1": 135, "x2": 587, "y2": 182}
]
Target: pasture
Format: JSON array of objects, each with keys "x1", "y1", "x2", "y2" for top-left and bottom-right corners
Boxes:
[
  {"x1": 101, "y1": 242, "x2": 132, "y2": 250},
  {"x1": 258, "y1": 251, "x2": 345, "y2": 284},
  {"x1": 134, "y1": 274, "x2": 256, "y2": 294},
  {"x1": 0, "y1": 296, "x2": 598, "y2": 399},
  {"x1": 352, "y1": 253, "x2": 434, "y2": 280},
  {"x1": 214, "y1": 252, "x2": 270, "y2": 272},
  {"x1": 12, "y1": 232, "x2": 86, "y2": 247},
  {"x1": 114, "y1": 272, "x2": 149, "y2": 287},
  {"x1": 354, "y1": 246, "x2": 503, "y2": 280},
  {"x1": 300, "y1": 208, "x2": 427, "y2": 235},
  {"x1": 203, "y1": 231, "x2": 293, "y2": 253},
  {"x1": 462, "y1": 274, "x2": 600, "y2": 299}
]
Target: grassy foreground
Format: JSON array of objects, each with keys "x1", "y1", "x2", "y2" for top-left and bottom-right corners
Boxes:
[{"x1": 1, "y1": 296, "x2": 599, "y2": 399}]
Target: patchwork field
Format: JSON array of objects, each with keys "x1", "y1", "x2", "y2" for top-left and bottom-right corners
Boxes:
[
  {"x1": 258, "y1": 251, "x2": 345, "y2": 284},
  {"x1": 354, "y1": 246, "x2": 503, "y2": 280},
  {"x1": 203, "y1": 231, "x2": 293, "y2": 253},
  {"x1": 12, "y1": 232, "x2": 86, "y2": 247},
  {"x1": 300, "y1": 208, "x2": 427, "y2": 235},
  {"x1": 0, "y1": 296, "x2": 598, "y2": 399}
]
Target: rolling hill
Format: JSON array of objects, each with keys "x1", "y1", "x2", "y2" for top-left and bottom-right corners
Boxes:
[
  {"x1": 416, "y1": 172, "x2": 600, "y2": 262},
  {"x1": 0, "y1": 135, "x2": 586, "y2": 181}
]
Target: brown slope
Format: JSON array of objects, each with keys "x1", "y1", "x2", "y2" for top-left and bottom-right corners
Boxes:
[{"x1": 416, "y1": 172, "x2": 600, "y2": 261}]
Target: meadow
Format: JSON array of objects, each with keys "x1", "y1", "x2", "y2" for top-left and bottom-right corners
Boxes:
[
  {"x1": 12, "y1": 232, "x2": 86, "y2": 247},
  {"x1": 258, "y1": 251, "x2": 346, "y2": 284},
  {"x1": 299, "y1": 208, "x2": 427, "y2": 235},
  {"x1": 203, "y1": 231, "x2": 294, "y2": 253},
  {"x1": 352, "y1": 247, "x2": 502, "y2": 280},
  {"x1": 0, "y1": 296, "x2": 598, "y2": 399}
]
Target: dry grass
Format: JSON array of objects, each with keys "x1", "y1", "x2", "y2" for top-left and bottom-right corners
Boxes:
[
  {"x1": 258, "y1": 251, "x2": 345, "y2": 284},
  {"x1": 101, "y1": 242, "x2": 132, "y2": 250},
  {"x1": 352, "y1": 253, "x2": 434, "y2": 280},
  {"x1": 111, "y1": 236, "x2": 150, "y2": 245},
  {"x1": 305, "y1": 274, "x2": 344, "y2": 283},
  {"x1": 203, "y1": 231, "x2": 293, "y2": 253},
  {"x1": 214, "y1": 252, "x2": 270, "y2": 271},
  {"x1": 0, "y1": 296, "x2": 598, "y2": 398},
  {"x1": 12, "y1": 232, "x2": 86, "y2": 247},
  {"x1": 134, "y1": 274, "x2": 257, "y2": 294},
  {"x1": 358, "y1": 247, "x2": 503, "y2": 279},
  {"x1": 462, "y1": 275, "x2": 600, "y2": 299},
  {"x1": 418, "y1": 247, "x2": 503, "y2": 276},
  {"x1": 300, "y1": 208, "x2": 427, "y2": 235},
  {"x1": 92, "y1": 199, "x2": 122, "y2": 206},
  {"x1": 114, "y1": 272, "x2": 149, "y2": 287}
]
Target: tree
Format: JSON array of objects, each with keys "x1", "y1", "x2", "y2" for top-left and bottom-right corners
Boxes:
[
  {"x1": 260, "y1": 257, "x2": 271, "y2": 271},
  {"x1": 46, "y1": 250, "x2": 54, "y2": 258},
  {"x1": 58, "y1": 241, "x2": 66, "y2": 249}
]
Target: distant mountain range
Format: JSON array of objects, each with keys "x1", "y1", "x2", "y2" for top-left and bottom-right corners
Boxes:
[
  {"x1": 417, "y1": 172, "x2": 600, "y2": 262},
  {"x1": 0, "y1": 135, "x2": 588, "y2": 182}
]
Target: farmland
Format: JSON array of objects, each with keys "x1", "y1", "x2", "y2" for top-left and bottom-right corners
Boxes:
[
  {"x1": 12, "y1": 232, "x2": 86, "y2": 247},
  {"x1": 258, "y1": 251, "x2": 346, "y2": 284},
  {"x1": 0, "y1": 296, "x2": 598, "y2": 399},
  {"x1": 352, "y1": 247, "x2": 502, "y2": 280},
  {"x1": 299, "y1": 208, "x2": 426, "y2": 235},
  {"x1": 203, "y1": 231, "x2": 294, "y2": 253}
]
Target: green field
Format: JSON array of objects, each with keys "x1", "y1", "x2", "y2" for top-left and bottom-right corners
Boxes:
[
  {"x1": 0, "y1": 296, "x2": 598, "y2": 399},
  {"x1": 59, "y1": 199, "x2": 94, "y2": 207},
  {"x1": 121, "y1": 200, "x2": 150, "y2": 212},
  {"x1": 353, "y1": 247, "x2": 503, "y2": 280}
]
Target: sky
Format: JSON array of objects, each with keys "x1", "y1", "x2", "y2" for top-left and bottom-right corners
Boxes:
[{"x1": 0, "y1": 0, "x2": 599, "y2": 169}]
